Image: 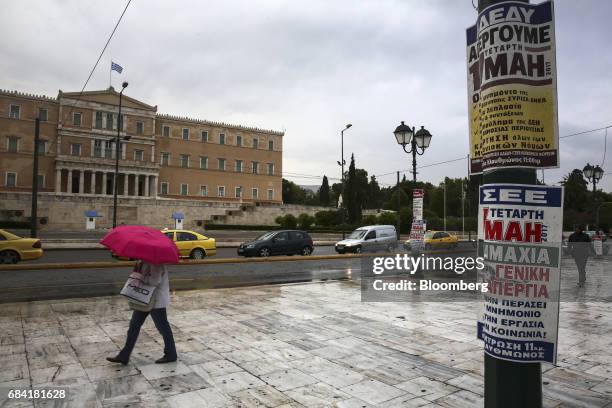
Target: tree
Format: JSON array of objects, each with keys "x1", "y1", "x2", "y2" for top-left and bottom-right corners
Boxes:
[
  {"x1": 344, "y1": 154, "x2": 363, "y2": 223},
  {"x1": 319, "y1": 176, "x2": 330, "y2": 206},
  {"x1": 367, "y1": 176, "x2": 382, "y2": 209},
  {"x1": 561, "y1": 169, "x2": 588, "y2": 212}
]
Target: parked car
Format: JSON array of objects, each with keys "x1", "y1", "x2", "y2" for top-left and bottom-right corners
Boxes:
[
  {"x1": 335, "y1": 225, "x2": 397, "y2": 254},
  {"x1": 0, "y1": 229, "x2": 43, "y2": 264},
  {"x1": 404, "y1": 230, "x2": 458, "y2": 251},
  {"x1": 237, "y1": 230, "x2": 314, "y2": 257},
  {"x1": 162, "y1": 229, "x2": 216, "y2": 259}
]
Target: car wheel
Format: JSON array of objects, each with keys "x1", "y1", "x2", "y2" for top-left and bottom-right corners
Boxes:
[
  {"x1": 302, "y1": 246, "x2": 312, "y2": 256},
  {"x1": 387, "y1": 244, "x2": 395, "y2": 253},
  {"x1": 259, "y1": 247, "x2": 271, "y2": 257},
  {"x1": 190, "y1": 248, "x2": 206, "y2": 260},
  {"x1": 354, "y1": 246, "x2": 362, "y2": 254},
  {"x1": 0, "y1": 250, "x2": 20, "y2": 264}
]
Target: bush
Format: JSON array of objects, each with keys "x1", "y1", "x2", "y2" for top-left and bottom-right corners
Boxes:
[
  {"x1": 377, "y1": 212, "x2": 397, "y2": 226},
  {"x1": 297, "y1": 213, "x2": 314, "y2": 230},
  {"x1": 275, "y1": 214, "x2": 298, "y2": 229},
  {"x1": 362, "y1": 215, "x2": 377, "y2": 225},
  {"x1": 315, "y1": 210, "x2": 342, "y2": 226}
]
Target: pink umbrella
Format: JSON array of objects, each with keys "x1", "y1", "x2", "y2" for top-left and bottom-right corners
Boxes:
[{"x1": 100, "y1": 225, "x2": 179, "y2": 264}]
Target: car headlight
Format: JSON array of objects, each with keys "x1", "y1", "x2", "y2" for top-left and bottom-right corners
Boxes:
[{"x1": 246, "y1": 244, "x2": 255, "y2": 249}]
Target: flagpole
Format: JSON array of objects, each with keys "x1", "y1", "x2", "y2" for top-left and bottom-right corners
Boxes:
[{"x1": 109, "y1": 61, "x2": 112, "y2": 89}]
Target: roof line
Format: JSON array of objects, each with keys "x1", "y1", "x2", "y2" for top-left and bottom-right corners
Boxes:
[
  {"x1": 0, "y1": 89, "x2": 57, "y2": 102},
  {"x1": 156, "y1": 113, "x2": 284, "y2": 135}
]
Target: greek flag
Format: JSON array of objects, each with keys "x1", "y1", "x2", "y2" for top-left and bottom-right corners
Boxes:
[{"x1": 111, "y1": 62, "x2": 123, "y2": 74}]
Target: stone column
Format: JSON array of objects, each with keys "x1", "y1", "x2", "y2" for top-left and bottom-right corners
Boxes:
[
  {"x1": 144, "y1": 174, "x2": 150, "y2": 197},
  {"x1": 152, "y1": 176, "x2": 158, "y2": 198},
  {"x1": 67, "y1": 169, "x2": 73, "y2": 194},
  {"x1": 102, "y1": 172, "x2": 107, "y2": 195},
  {"x1": 123, "y1": 173, "x2": 129, "y2": 196},
  {"x1": 78, "y1": 170, "x2": 84, "y2": 194},
  {"x1": 90, "y1": 171, "x2": 96, "y2": 194},
  {"x1": 55, "y1": 168, "x2": 62, "y2": 193}
]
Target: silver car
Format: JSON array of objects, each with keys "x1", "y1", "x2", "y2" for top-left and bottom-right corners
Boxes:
[{"x1": 335, "y1": 225, "x2": 398, "y2": 254}]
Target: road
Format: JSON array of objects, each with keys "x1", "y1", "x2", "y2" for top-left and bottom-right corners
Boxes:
[{"x1": 0, "y1": 243, "x2": 478, "y2": 303}]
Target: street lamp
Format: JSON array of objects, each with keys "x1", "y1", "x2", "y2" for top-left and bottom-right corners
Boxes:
[
  {"x1": 583, "y1": 163, "x2": 604, "y2": 194},
  {"x1": 112, "y1": 81, "x2": 131, "y2": 228},
  {"x1": 394, "y1": 121, "x2": 432, "y2": 182},
  {"x1": 338, "y1": 124, "x2": 352, "y2": 239}
]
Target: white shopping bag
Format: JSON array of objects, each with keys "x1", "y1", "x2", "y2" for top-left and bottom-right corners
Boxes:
[{"x1": 120, "y1": 270, "x2": 157, "y2": 305}]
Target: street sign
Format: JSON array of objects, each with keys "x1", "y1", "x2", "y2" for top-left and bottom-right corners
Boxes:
[
  {"x1": 467, "y1": 1, "x2": 559, "y2": 174},
  {"x1": 477, "y1": 183, "x2": 563, "y2": 364}
]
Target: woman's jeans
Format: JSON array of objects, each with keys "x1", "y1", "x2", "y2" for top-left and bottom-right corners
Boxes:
[{"x1": 118, "y1": 308, "x2": 177, "y2": 361}]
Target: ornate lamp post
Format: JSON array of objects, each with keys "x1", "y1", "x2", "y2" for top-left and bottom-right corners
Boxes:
[
  {"x1": 394, "y1": 121, "x2": 432, "y2": 182},
  {"x1": 583, "y1": 163, "x2": 604, "y2": 194},
  {"x1": 337, "y1": 123, "x2": 352, "y2": 239},
  {"x1": 112, "y1": 81, "x2": 131, "y2": 228}
]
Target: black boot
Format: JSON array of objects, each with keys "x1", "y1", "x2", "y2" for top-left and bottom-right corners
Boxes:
[
  {"x1": 106, "y1": 355, "x2": 128, "y2": 365},
  {"x1": 155, "y1": 355, "x2": 177, "y2": 364}
]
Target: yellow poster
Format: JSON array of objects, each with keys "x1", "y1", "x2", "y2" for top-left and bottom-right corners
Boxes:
[{"x1": 466, "y1": 0, "x2": 558, "y2": 174}]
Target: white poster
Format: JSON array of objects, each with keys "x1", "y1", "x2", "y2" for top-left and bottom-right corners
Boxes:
[{"x1": 477, "y1": 183, "x2": 563, "y2": 364}]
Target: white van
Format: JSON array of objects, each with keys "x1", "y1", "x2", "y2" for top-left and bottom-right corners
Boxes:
[{"x1": 334, "y1": 225, "x2": 398, "y2": 254}]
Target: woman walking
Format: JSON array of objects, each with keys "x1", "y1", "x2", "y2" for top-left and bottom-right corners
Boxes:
[{"x1": 107, "y1": 260, "x2": 177, "y2": 365}]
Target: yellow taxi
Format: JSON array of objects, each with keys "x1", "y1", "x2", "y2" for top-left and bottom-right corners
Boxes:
[
  {"x1": 0, "y1": 229, "x2": 44, "y2": 264},
  {"x1": 162, "y1": 229, "x2": 216, "y2": 259},
  {"x1": 405, "y1": 230, "x2": 459, "y2": 251}
]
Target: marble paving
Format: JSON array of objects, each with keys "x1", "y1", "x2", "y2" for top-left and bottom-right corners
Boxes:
[{"x1": 0, "y1": 257, "x2": 610, "y2": 407}]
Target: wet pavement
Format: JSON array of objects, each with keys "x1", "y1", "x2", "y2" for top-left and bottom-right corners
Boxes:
[{"x1": 0, "y1": 257, "x2": 610, "y2": 407}]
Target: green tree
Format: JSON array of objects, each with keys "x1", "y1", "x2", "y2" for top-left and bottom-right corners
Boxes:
[
  {"x1": 297, "y1": 213, "x2": 314, "y2": 230},
  {"x1": 561, "y1": 169, "x2": 589, "y2": 212},
  {"x1": 319, "y1": 176, "x2": 330, "y2": 206},
  {"x1": 344, "y1": 154, "x2": 361, "y2": 222}
]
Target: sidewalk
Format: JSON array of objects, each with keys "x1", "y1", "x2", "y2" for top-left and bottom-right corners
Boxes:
[{"x1": 0, "y1": 258, "x2": 610, "y2": 407}]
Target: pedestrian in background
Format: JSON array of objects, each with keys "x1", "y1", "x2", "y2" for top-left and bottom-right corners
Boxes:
[
  {"x1": 568, "y1": 225, "x2": 592, "y2": 288},
  {"x1": 107, "y1": 260, "x2": 177, "y2": 365}
]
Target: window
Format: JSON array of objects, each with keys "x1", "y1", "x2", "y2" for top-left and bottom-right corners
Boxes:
[
  {"x1": 163, "y1": 125, "x2": 170, "y2": 137},
  {"x1": 70, "y1": 143, "x2": 81, "y2": 156},
  {"x1": 252, "y1": 161, "x2": 259, "y2": 174},
  {"x1": 37, "y1": 175, "x2": 45, "y2": 189},
  {"x1": 9, "y1": 105, "x2": 20, "y2": 119},
  {"x1": 236, "y1": 135, "x2": 242, "y2": 146},
  {"x1": 180, "y1": 183, "x2": 188, "y2": 196},
  {"x1": 182, "y1": 128, "x2": 189, "y2": 140},
  {"x1": 267, "y1": 163, "x2": 274, "y2": 176},
  {"x1": 7, "y1": 136, "x2": 19, "y2": 153},
  {"x1": 235, "y1": 160, "x2": 243, "y2": 172},
  {"x1": 160, "y1": 182, "x2": 169, "y2": 195},
  {"x1": 177, "y1": 232, "x2": 197, "y2": 241},
  {"x1": 38, "y1": 108, "x2": 48, "y2": 121},
  {"x1": 199, "y1": 156, "x2": 208, "y2": 169},
  {"x1": 73, "y1": 112, "x2": 82, "y2": 126},
  {"x1": 106, "y1": 112, "x2": 114, "y2": 130},
  {"x1": 37, "y1": 140, "x2": 46, "y2": 156},
  {"x1": 252, "y1": 188, "x2": 258, "y2": 199},
  {"x1": 268, "y1": 140, "x2": 274, "y2": 151},
  {"x1": 267, "y1": 189, "x2": 274, "y2": 200},
  {"x1": 201, "y1": 131, "x2": 208, "y2": 142},
  {"x1": 235, "y1": 186, "x2": 242, "y2": 198},
  {"x1": 275, "y1": 232, "x2": 288, "y2": 241},
  {"x1": 95, "y1": 112, "x2": 103, "y2": 129},
  {"x1": 219, "y1": 133, "x2": 226, "y2": 145},
  {"x1": 290, "y1": 231, "x2": 305, "y2": 240},
  {"x1": 252, "y1": 138, "x2": 259, "y2": 149},
  {"x1": 134, "y1": 149, "x2": 144, "y2": 161},
  {"x1": 365, "y1": 231, "x2": 376, "y2": 240},
  {"x1": 218, "y1": 158, "x2": 226, "y2": 171},
  {"x1": 164, "y1": 231, "x2": 174, "y2": 240},
  {"x1": 94, "y1": 140, "x2": 102, "y2": 157},
  {"x1": 6, "y1": 172, "x2": 17, "y2": 187},
  {"x1": 218, "y1": 186, "x2": 225, "y2": 197},
  {"x1": 161, "y1": 152, "x2": 170, "y2": 166},
  {"x1": 200, "y1": 185, "x2": 208, "y2": 196},
  {"x1": 136, "y1": 121, "x2": 144, "y2": 135},
  {"x1": 180, "y1": 154, "x2": 189, "y2": 168}
]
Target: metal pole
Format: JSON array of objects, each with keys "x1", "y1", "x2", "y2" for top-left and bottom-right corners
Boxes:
[
  {"x1": 341, "y1": 128, "x2": 345, "y2": 239},
  {"x1": 477, "y1": 1, "x2": 542, "y2": 407},
  {"x1": 396, "y1": 171, "x2": 401, "y2": 239},
  {"x1": 443, "y1": 181, "x2": 446, "y2": 232},
  {"x1": 112, "y1": 91, "x2": 123, "y2": 228},
  {"x1": 30, "y1": 118, "x2": 40, "y2": 238},
  {"x1": 411, "y1": 128, "x2": 417, "y2": 182},
  {"x1": 462, "y1": 179, "x2": 465, "y2": 238}
]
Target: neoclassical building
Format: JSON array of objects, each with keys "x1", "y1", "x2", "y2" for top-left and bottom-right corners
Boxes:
[{"x1": 1, "y1": 88, "x2": 283, "y2": 202}]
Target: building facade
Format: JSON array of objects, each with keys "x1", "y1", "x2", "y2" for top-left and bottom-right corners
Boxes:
[{"x1": 0, "y1": 88, "x2": 283, "y2": 205}]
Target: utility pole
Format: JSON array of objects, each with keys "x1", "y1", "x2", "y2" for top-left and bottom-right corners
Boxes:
[
  {"x1": 478, "y1": 3, "x2": 542, "y2": 408},
  {"x1": 443, "y1": 180, "x2": 446, "y2": 232},
  {"x1": 30, "y1": 118, "x2": 40, "y2": 238}
]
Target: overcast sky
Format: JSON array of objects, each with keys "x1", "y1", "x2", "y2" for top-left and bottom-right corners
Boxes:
[{"x1": 2, "y1": 0, "x2": 611, "y2": 191}]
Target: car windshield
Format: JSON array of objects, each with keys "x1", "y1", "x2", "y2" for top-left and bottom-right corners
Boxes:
[
  {"x1": 425, "y1": 232, "x2": 435, "y2": 239},
  {"x1": 255, "y1": 231, "x2": 276, "y2": 241},
  {"x1": 348, "y1": 230, "x2": 367, "y2": 240}
]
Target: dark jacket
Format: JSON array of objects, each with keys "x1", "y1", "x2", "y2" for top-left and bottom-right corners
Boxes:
[{"x1": 568, "y1": 232, "x2": 592, "y2": 258}]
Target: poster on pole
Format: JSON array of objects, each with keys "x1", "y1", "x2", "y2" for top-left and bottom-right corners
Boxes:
[
  {"x1": 413, "y1": 189, "x2": 424, "y2": 221},
  {"x1": 477, "y1": 184, "x2": 563, "y2": 364},
  {"x1": 409, "y1": 189, "x2": 426, "y2": 252},
  {"x1": 466, "y1": 1, "x2": 559, "y2": 174}
]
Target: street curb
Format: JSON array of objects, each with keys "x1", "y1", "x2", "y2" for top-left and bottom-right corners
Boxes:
[{"x1": 41, "y1": 240, "x2": 338, "y2": 250}]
